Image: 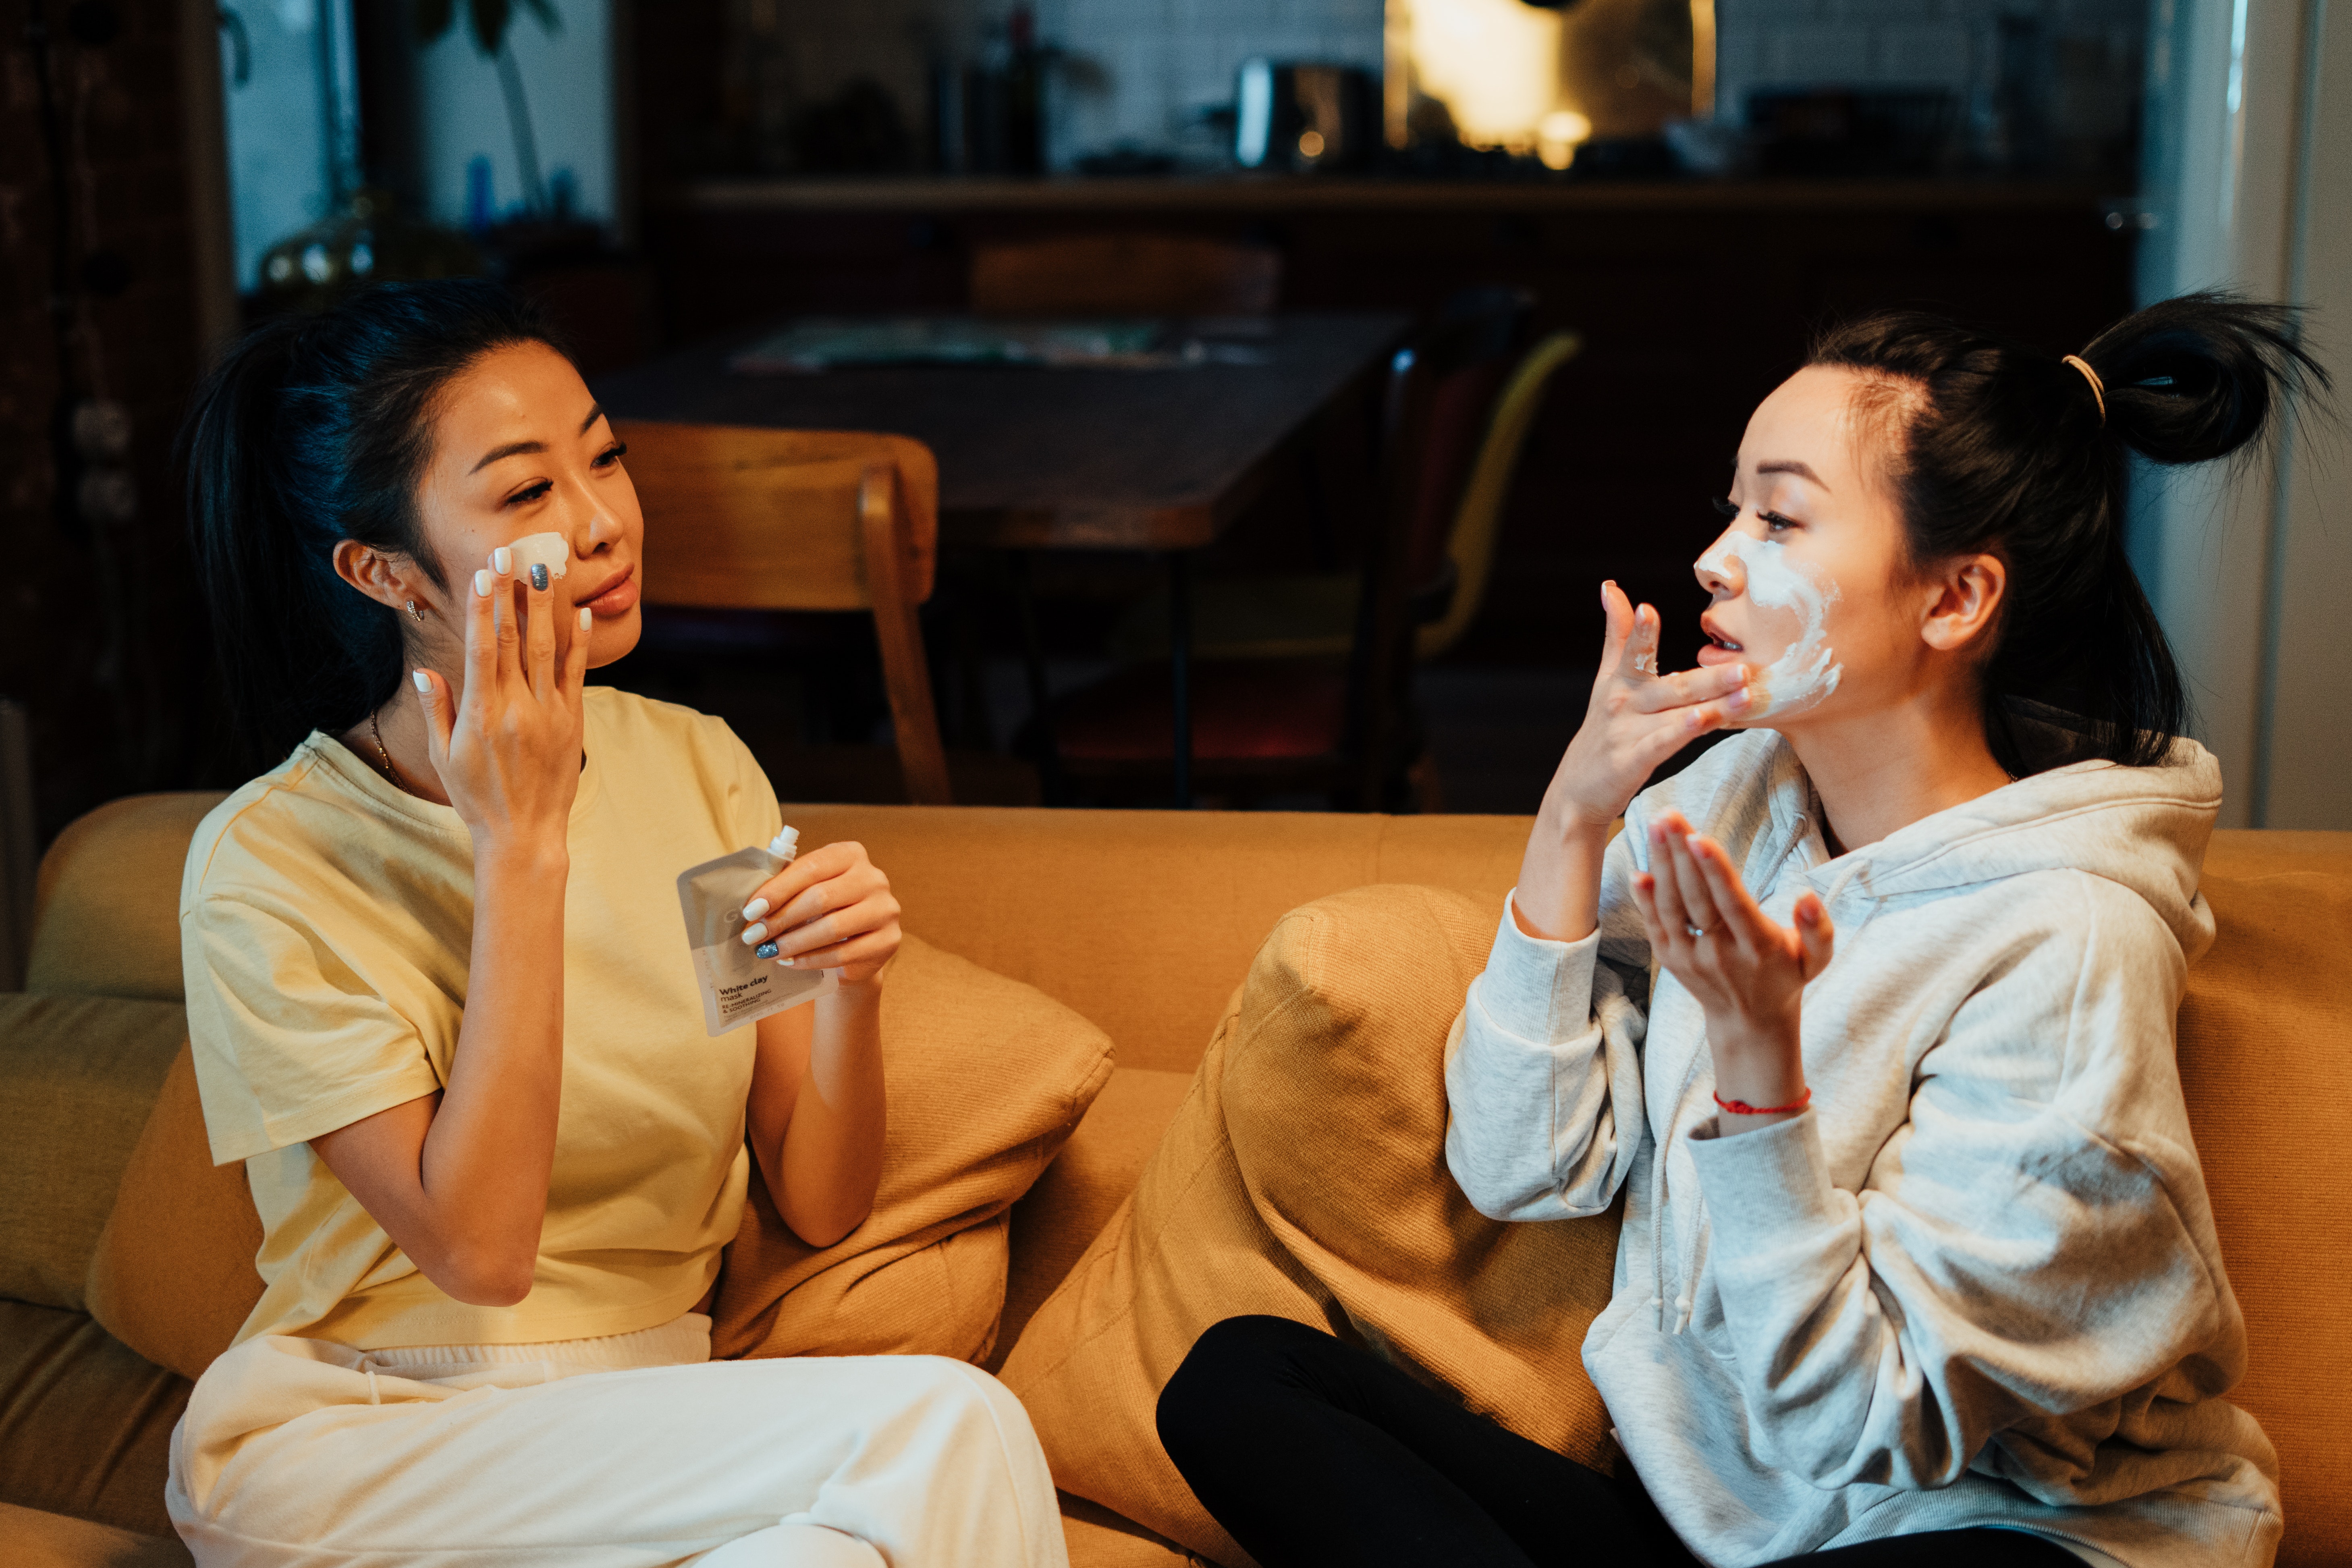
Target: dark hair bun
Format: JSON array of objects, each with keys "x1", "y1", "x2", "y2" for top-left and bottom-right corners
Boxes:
[
  {"x1": 1809, "y1": 290, "x2": 2327, "y2": 774},
  {"x1": 2085, "y1": 290, "x2": 2328, "y2": 467}
]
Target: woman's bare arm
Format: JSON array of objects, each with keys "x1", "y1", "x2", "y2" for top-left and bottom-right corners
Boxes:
[
  {"x1": 311, "y1": 555, "x2": 589, "y2": 1306},
  {"x1": 741, "y1": 840, "x2": 898, "y2": 1247}
]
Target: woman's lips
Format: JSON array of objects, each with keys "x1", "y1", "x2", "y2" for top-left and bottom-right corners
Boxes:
[{"x1": 578, "y1": 567, "x2": 638, "y2": 617}]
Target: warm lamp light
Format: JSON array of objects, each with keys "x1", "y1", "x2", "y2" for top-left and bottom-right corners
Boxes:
[{"x1": 1536, "y1": 108, "x2": 1592, "y2": 169}]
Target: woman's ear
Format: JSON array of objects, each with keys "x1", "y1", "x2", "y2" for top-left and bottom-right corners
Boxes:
[
  {"x1": 331, "y1": 539, "x2": 427, "y2": 612},
  {"x1": 1920, "y1": 553, "x2": 2005, "y2": 654}
]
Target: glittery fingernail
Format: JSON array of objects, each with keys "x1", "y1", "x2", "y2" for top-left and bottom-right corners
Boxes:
[
  {"x1": 756, "y1": 941, "x2": 779, "y2": 959},
  {"x1": 529, "y1": 563, "x2": 550, "y2": 591}
]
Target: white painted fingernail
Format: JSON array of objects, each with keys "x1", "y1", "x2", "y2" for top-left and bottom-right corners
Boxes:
[
  {"x1": 577, "y1": 606, "x2": 592, "y2": 631},
  {"x1": 740, "y1": 922, "x2": 768, "y2": 945},
  {"x1": 776, "y1": 956, "x2": 794, "y2": 967},
  {"x1": 492, "y1": 547, "x2": 512, "y2": 575},
  {"x1": 474, "y1": 569, "x2": 492, "y2": 597},
  {"x1": 412, "y1": 670, "x2": 430, "y2": 694},
  {"x1": 743, "y1": 898, "x2": 771, "y2": 921}
]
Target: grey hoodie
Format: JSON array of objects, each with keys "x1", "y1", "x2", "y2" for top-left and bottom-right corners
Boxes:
[{"x1": 1444, "y1": 728, "x2": 2281, "y2": 1568}]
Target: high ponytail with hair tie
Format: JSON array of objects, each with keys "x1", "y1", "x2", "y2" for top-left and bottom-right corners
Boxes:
[{"x1": 1808, "y1": 290, "x2": 2327, "y2": 774}]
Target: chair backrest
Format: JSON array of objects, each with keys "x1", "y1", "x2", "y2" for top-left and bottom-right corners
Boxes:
[
  {"x1": 613, "y1": 421, "x2": 954, "y2": 806},
  {"x1": 1390, "y1": 287, "x2": 1538, "y2": 601},
  {"x1": 1416, "y1": 330, "x2": 1582, "y2": 660},
  {"x1": 970, "y1": 234, "x2": 1282, "y2": 318}
]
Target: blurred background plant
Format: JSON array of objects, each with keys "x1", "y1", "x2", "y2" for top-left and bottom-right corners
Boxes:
[{"x1": 415, "y1": 0, "x2": 563, "y2": 214}]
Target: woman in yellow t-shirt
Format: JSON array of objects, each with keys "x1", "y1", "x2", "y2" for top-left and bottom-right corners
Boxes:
[{"x1": 168, "y1": 280, "x2": 1066, "y2": 1568}]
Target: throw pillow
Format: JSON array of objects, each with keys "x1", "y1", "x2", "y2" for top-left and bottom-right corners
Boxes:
[
  {"x1": 0, "y1": 993, "x2": 191, "y2": 1314},
  {"x1": 87, "y1": 932, "x2": 1111, "y2": 1380},
  {"x1": 85, "y1": 1042, "x2": 266, "y2": 1379},
  {"x1": 999, "y1": 885, "x2": 1622, "y2": 1568},
  {"x1": 712, "y1": 931, "x2": 1114, "y2": 1362}
]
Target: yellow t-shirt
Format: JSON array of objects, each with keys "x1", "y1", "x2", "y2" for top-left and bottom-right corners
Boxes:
[{"x1": 181, "y1": 687, "x2": 785, "y2": 1350}]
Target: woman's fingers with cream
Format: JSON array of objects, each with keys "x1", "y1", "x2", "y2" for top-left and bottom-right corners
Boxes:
[
  {"x1": 413, "y1": 668, "x2": 454, "y2": 764},
  {"x1": 1630, "y1": 663, "x2": 1748, "y2": 715},
  {"x1": 1794, "y1": 893, "x2": 1836, "y2": 980},
  {"x1": 1657, "y1": 818, "x2": 1721, "y2": 938},
  {"x1": 1686, "y1": 833, "x2": 1771, "y2": 959},
  {"x1": 560, "y1": 599, "x2": 591, "y2": 700},
  {"x1": 464, "y1": 552, "x2": 502, "y2": 698},
  {"x1": 1596, "y1": 580, "x2": 1636, "y2": 671},
  {"x1": 522, "y1": 557, "x2": 557, "y2": 702}
]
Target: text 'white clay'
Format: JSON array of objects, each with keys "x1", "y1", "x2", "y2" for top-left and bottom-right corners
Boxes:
[
  {"x1": 507, "y1": 532, "x2": 570, "y2": 579},
  {"x1": 1698, "y1": 532, "x2": 1841, "y2": 719}
]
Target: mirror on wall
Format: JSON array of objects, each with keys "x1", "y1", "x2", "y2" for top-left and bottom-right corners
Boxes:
[{"x1": 1383, "y1": 0, "x2": 1711, "y2": 168}]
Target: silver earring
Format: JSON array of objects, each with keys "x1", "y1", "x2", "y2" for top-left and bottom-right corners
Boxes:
[{"x1": 405, "y1": 600, "x2": 426, "y2": 623}]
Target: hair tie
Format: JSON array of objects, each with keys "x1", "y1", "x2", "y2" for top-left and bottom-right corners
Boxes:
[{"x1": 2062, "y1": 354, "x2": 2107, "y2": 424}]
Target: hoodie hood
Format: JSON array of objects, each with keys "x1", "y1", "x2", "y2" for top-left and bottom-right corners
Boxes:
[{"x1": 1769, "y1": 732, "x2": 2223, "y2": 958}]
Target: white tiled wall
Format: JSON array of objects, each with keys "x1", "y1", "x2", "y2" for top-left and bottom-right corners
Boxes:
[
  {"x1": 752, "y1": 0, "x2": 2141, "y2": 169},
  {"x1": 1038, "y1": 0, "x2": 1384, "y2": 166},
  {"x1": 1714, "y1": 0, "x2": 2145, "y2": 122}
]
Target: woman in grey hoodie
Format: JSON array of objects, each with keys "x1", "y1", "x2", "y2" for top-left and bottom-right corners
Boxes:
[{"x1": 1156, "y1": 294, "x2": 2322, "y2": 1568}]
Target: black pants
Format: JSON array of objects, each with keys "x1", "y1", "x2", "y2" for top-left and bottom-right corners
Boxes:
[{"x1": 1158, "y1": 1316, "x2": 2082, "y2": 1568}]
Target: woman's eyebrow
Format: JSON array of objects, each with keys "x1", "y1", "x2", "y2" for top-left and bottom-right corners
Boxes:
[
  {"x1": 1755, "y1": 459, "x2": 1829, "y2": 489},
  {"x1": 469, "y1": 410, "x2": 603, "y2": 475},
  {"x1": 470, "y1": 439, "x2": 544, "y2": 474}
]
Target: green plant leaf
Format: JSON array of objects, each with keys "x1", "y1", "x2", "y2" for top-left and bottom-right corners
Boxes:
[{"x1": 415, "y1": 0, "x2": 453, "y2": 42}]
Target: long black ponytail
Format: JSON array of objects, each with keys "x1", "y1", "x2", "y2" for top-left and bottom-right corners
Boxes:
[
  {"x1": 1809, "y1": 291, "x2": 2326, "y2": 773},
  {"x1": 181, "y1": 280, "x2": 563, "y2": 766}
]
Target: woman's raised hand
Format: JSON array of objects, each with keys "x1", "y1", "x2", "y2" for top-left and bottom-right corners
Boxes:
[
  {"x1": 1632, "y1": 810, "x2": 1833, "y2": 1125},
  {"x1": 1547, "y1": 582, "x2": 1754, "y2": 832},
  {"x1": 1513, "y1": 582, "x2": 1754, "y2": 941},
  {"x1": 414, "y1": 551, "x2": 590, "y2": 855},
  {"x1": 740, "y1": 841, "x2": 902, "y2": 990}
]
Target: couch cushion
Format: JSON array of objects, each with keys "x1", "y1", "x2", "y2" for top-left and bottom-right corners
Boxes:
[
  {"x1": 0, "y1": 1300, "x2": 187, "y2": 1539},
  {"x1": 784, "y1": 805, "x2": 1532, "y2": 1072},
  {"x1": 84, "y1": 1045, "x2": 266, "y2": 1382},
  {"x1": 711, "y1": 931, "x2": 1113, "y2": 1363},
  {"x1": 991, "y1": 1068, "x2": 1194, "y2": 1374},
  {"x1": 2179, "y1": 830, "x2": 2352, "y2": 1568},
  {"x1": 1000, "y1": 885, "x2": 1621, "y2": 1566},
  {"x1": 0, "y1": 996, "x2": 189, "y2": 1313},
  {"x1": 27, "y1": 794, "x2": 225, "y2": 1004}
]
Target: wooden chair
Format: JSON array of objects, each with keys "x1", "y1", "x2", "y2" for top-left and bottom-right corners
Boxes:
[
  {"x1": 1045, "y1": 288, "x2": 1545, "y2": 809},
  {"x1": 969, "y1": 233, "x2": 1282, "y2": 318},
  {"x1": 1105, "y1": 319, "x2": 1582, "y2": 666},
  {"x1": 613, "y1": 422, "x2": 955, "y2": 806}
]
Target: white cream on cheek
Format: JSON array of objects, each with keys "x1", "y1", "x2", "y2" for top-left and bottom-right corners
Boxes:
[
  {"x1": 1698, "y1": 532, "x2": 1842, "y2": 718},
  {"x1": 507, "y1": 531, "x2": 570, "y2": 579}
]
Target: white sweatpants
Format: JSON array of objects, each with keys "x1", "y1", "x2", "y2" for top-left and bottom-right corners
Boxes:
[{"x1": 166, "y1": 1315, "x2": 1068, "y2": 1568}]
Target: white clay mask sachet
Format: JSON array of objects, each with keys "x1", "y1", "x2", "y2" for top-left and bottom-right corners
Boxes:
[
  {"x1": 676, "y1": 827, "x2": 836, "y2": 1037},
  {"x1": 507, "y1": 532, "x2": 570, "y2": 582},
  {"x1": 1697, "y1": 532, "x2": 1842, "y2": 719}
]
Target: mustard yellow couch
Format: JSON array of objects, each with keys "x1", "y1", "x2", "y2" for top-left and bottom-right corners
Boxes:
[{"x1": 3, "y1": 794, "x2": 2346, "y2": 1567}]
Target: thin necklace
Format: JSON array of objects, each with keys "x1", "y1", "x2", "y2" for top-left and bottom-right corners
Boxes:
[{"x1": 369, "y1": 710, "x2": 407, "y2": 795}]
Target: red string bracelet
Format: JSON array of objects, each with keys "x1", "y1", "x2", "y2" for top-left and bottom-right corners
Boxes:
[{"x1": 1713, "y1": 1088, "x2": 1812, "y2": 1116}]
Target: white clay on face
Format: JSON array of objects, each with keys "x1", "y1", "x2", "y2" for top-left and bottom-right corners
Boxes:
[
  {"x1": 507, "y1": 531, "x2": 570, "y2": 579},
  {"x1": 1697, "y1": 532, "x2": 1842, "y2": 719}
]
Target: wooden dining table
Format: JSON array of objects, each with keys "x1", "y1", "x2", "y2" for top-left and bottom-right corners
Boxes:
[{"x1": 593, "y1": 310, "x2": 1413, "y2": 806}]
